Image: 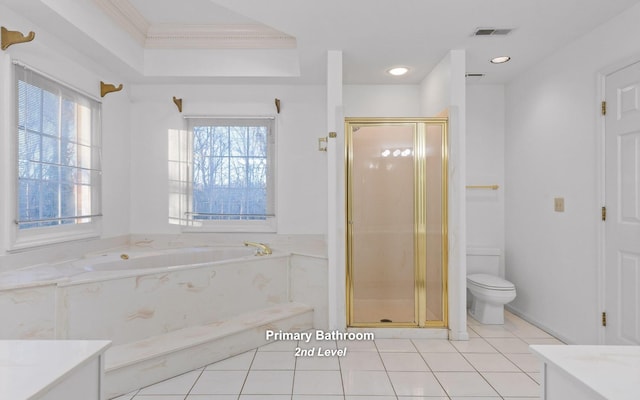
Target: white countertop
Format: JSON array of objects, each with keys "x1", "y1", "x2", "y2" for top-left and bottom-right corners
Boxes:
[
  {"x1": 0, "y1": 340, "x2": 111, "y2": 400},
  {"x1": 530, "y1": 345, "x2": 640, "y2": 400}
]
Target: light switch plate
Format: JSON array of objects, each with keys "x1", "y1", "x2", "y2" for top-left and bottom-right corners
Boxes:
[{"x1": 554, "y1": 197, "x2": 565, "y2": 212}]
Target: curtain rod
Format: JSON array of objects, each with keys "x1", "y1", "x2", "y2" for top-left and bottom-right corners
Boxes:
[
  {"x1": 15, "y1": 214, "x2": 103, "y2": 225},
  {"x1": 12, "y1": 59, "x2": 103, "y2": 103},
  {"x1": 183, "y1": 115, "x2": 275, "y2": 120}
]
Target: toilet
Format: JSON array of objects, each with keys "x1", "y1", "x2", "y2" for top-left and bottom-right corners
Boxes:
[{"x1": 466, "y1": 248, "x2": 516, "y2": 324}]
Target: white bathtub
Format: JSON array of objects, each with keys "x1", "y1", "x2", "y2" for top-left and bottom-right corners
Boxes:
[
  {"x1": 0, "y1": 242, "x2": 329, "y2": 397},
  {"x1": 79, "y1": 246, "x2": 257, "y2": 272},
  {"x1": 0, "y1": 246, "x2": 257, "y2": 289},
  {"x1": 0, "y1": 245, "x2": 290, "y2": 342}
]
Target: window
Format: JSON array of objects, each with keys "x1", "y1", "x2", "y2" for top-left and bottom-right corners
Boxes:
[
  {"x1": 12, "y1": 64, "x2": 102, "y2": 248},
  {"x1": 170, "y1": 117, "x2": 276, "y2": 232}
]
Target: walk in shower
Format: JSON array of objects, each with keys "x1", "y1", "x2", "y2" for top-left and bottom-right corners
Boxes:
[{"x1": 346, "y1": 118, "x2": 448, "y2": 328}]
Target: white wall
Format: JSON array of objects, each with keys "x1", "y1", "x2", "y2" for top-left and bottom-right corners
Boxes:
[
  {"x1": 466, "y1": 84, "x2": 505, "y2": 275},
  {"x1": 344, "y1": 85, "x2": 420, "y2": 117},
  {"x1": 327, "y1": 51, "x2": 344, "y2": 330},
  {"x1": 419, "y1": 50, "x2": 468, "y2": 340},
  {"x1": 505, "y1": 2, "x2": 640, "y2": 344},
  {"x1": 0, "y1": 5, "x2": 131, "y2": 259},
  {"x1": 420, "y1": 56, "x2": 450, "y2": 116},
  {"x1": 128, "y1": 84, "x2": 327, "y2": 235},
  {"x1": 101, "y1": 88, "x2": 132, "y2": 238}
]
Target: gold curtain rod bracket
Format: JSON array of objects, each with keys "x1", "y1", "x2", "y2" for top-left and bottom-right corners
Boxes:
[
  {"x1": 173, "y1": 96, "x2": 183, "y2": 113},
  {"x1": 1, "y1": 27, "x2": 36, "y2": 50},
  {"x1": 100, "y1": 81, "x2": 123, "y2": 98},
  {"x1": 275, "y1": 98, "x2": 281, "y2": 114},
  {"x1": 466, "y1": 185, "x2": 500, "y2": 190}
]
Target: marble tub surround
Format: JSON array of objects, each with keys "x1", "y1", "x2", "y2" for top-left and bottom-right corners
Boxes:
[
  {"x1": 127, "y1": 233, "x2": 327, "y2": 258},
  {"x1": 289, "y1": 253, "x2": 329, "y2": 329},
  {"x1": 0, "y1": 245, "x2": 259, "y2": 289},
  {"x1": 0, "y1": 233, "x2": 326, "y2": 277},
  {"x1": 0, "y1": 248, "x2": 289, "y2": 340},
  {"x1": 0, "y1": 235, "x2": 129, "y2": 275},
  {"x1": 0, "y1": 245, "x2": 328, "y2": 340},
  {"x1": 0, "y1": 237, "x2": 329, "y2": 398},
  {"x1": 104, "y1": 302, "x2": 313, "y2": 398},
  {"x1": 0, "y1": 340, "x2": 110, "y2": 400},
  {"x1": 0, "y1": 283, "x2": 57, "y2": 339},
  {"x1": 59, "y1": 252, "x2": 313, "y2": 397},
  {"x1": 59, "y1": 253, "x2": 293, "y2": 345}
]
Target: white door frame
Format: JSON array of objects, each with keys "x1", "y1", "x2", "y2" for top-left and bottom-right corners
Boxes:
[{"x1": 597, "y1": 53, "x2": 640, "y2": 344}]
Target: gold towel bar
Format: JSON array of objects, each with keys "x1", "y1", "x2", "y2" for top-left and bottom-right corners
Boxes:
[{"x1": 466, "y1": 185, "x2": 499, "y2": 190}]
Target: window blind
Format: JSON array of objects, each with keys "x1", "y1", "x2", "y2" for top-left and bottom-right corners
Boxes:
[{"x1": 14, "y1": 63, "x2": 102, "y2": 229}]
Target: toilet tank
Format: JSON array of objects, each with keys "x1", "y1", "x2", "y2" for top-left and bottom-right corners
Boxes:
[{"x1": 466, "y1": 247, "x2": 501, "y2": 276}]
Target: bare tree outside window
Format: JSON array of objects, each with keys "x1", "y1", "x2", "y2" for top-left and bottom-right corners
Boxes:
[
  {"x1": 191, "y1": 121, "x2": 272, "y2": 221},
  {"x1": 15, "y1": 67, "x2": 101, "y2": 230}
]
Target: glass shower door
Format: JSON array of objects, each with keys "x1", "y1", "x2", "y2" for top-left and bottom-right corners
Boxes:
[
  {"x1": 346, "y1": 118, "x2": 448, "y2": 328},
  {"x1": 349, "y1": 124, "x2": 417, "y2": 325}
]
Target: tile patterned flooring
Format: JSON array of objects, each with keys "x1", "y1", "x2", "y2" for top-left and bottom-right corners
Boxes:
[{"x1": 113, "y1": 312, "x2": 564, "y2": 400}]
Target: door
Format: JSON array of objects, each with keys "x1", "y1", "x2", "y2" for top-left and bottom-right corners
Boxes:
[
  {"x1": 346, "y1": 118, "x2": 448, "y2": 328},
  {"x1": 604, "y1": 61, "x2": 640, "y2": 344}
]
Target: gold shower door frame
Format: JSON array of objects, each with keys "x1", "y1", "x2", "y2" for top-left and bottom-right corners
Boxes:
[{"x1": 346, "y1": 118, "x2": 448, "y2": 328}]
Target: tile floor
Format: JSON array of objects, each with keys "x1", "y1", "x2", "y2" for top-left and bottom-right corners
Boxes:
[{"x1": 112, "y1": 312, "x2": 564, "y2": 400}]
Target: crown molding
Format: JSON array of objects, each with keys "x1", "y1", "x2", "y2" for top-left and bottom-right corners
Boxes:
[
  {"x1": 93, "y1": 0, "x2": 295, "y2": 49},
  {"x1": 93, "y1": 0, "x2": 150, "y2": 44},
  {"x1": 145, "y1": 24, "x2": 296, "y2": 49}
]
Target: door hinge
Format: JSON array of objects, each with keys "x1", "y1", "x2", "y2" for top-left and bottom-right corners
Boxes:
[
  {"x1": 602, "y1": 311, "x2": 607, "y2": 327},
  {"x1": 601, "y1": 206, "x2": 607, "y2": 221},
  {"x1": 601, "y1": 101, "x2": 607, "y2": 116}
]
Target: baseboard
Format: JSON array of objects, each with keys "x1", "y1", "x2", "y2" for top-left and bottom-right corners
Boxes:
[{"x1": 505, "y1": 305, "x2": 572, "y2": 344}]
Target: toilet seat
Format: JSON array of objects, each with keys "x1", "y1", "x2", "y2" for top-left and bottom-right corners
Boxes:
[{"x1": 467, "y1": 273, "x2": 515, "y2": 291}]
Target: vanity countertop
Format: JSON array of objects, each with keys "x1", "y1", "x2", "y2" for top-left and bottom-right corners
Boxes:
[
  {"x1": 0, "y1": 340, "x2": 111, "y2": 400},
  {"x1": 530, "y1": 345, "x2": 640, "y2": 400}
]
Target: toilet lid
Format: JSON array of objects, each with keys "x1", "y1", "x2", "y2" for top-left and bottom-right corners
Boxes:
[{"x1": 467, "y1": 273, "x2": 515, "y2": 290}]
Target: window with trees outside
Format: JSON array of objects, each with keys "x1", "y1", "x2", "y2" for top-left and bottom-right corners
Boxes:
[
  {"x1": 180, "y1": 117, "x2": 276, "y2": 232},
  {"x1": 12, "y1": 64, "x2": 102, "y2": 248}
]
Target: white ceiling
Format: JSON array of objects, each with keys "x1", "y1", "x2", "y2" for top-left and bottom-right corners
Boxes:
[
  {"x1": 129, "y1": 0, "x2": 256, "y2": 25},
  {"x1": 210, "y1": 0, "x2": 640, "y2": 84},
  {"x1": 3, "y1": 0, "x2": 640, "y2": 85}
]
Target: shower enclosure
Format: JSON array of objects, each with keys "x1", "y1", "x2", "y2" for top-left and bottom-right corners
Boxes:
[{"x1": 346, "y1": 118, "x2": 448, "y2": 328}]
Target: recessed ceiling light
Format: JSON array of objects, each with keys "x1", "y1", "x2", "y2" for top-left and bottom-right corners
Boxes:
[
  {"x1": 490, "y1": 56, "x2": 511, "y2": 64},
  {"x1": 387, "y1": 67, "x2": 409, "y2": 76}
]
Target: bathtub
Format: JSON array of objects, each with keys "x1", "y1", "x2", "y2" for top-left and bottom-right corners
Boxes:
[
  {"x1": 0, "y1": 245, "x2": 293, "y2": 341},
  {"x1": 0, "y1": 243, "x2": 327, "y2": 397},
  {"x1": 0, "y1": 246, "x2": 258, "y2": 288},
  {"x1": 80, "y1": 246, "x2": 257, "y2": 272}
]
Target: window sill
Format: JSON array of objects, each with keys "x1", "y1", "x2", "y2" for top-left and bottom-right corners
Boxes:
[
  {"x1": 181, "y1": 218, "x2": 276, "y2": 233},
  {"x1": 9, "y1": 222, "x2": 101, "y2": 252}
]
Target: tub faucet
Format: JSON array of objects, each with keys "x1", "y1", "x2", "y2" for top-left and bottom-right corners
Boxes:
[{"x1": 244, "y1": 241, "x2": 272, "y2": 256}]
